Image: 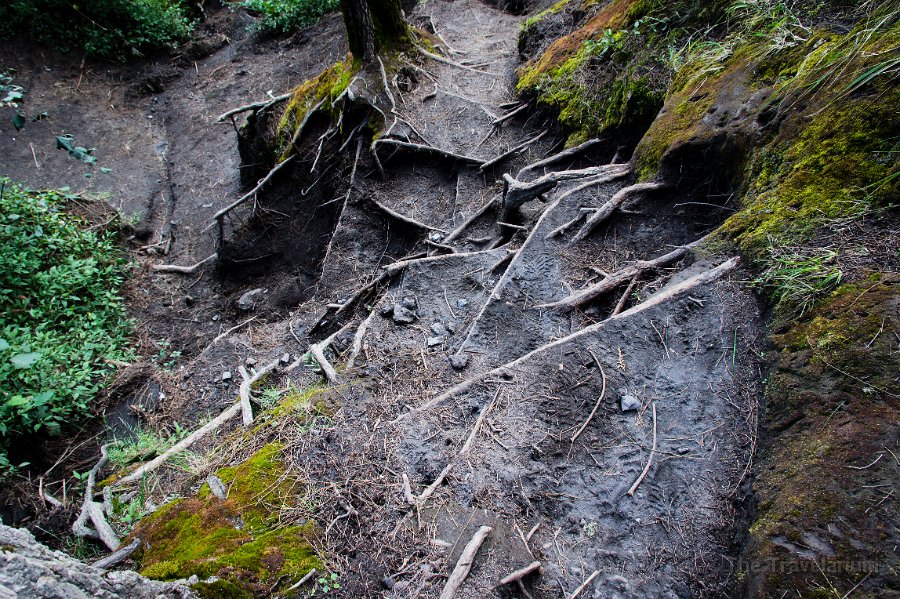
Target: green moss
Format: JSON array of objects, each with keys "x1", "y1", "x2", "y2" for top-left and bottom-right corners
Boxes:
[
  {"x1": 133, "y1": 443, "x2": 320, "y2": 594},
  {"x1": 522, "y1": 0, "x2": 573, "y2": 33},
  {"x1": 275, "y1": 59, "x2": 359, "y2": 158},
  {"x1": 192, "y1": 579, "x2": 254, "y2": 599}
]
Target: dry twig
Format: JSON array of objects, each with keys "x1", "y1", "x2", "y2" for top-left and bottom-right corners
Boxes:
[{"x1": 440, "y1": 526, "x2": 493, "y2": 599}]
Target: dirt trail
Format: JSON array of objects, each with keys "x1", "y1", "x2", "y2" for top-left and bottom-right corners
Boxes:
[{"x1": 2, "y1": 0, "x2": 763, "y2": 596}]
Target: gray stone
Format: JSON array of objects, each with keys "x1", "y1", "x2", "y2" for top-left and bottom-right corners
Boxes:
[
  {"x1": 221, "y1": 371, "x2": 232, "y2": 382},
  {"x1": 426, "y1": 336, "x2": 445, "y2": 347},
  {"x1": 237, "y1": 288, "x2": 265, "y2": 311},
  {"x1": 206, "y1": 474, "x2": 227, "y2": 500},
  {"x1": 400, "y1": 296, "x2": 417, "y2": 310},
  {"x1": 620, "y1": 394, "x2": 641, "y2": 411},
  {"x1": 0, "y1": 523, "x2": 195, "y2": 598},
  {"x1": 449, "y1": 354, "x2": 469, "y2": 370},
  {"x1": 456, "y1": 298, "x2": 469, "y2": 308},
  {"x1": 279, "y1": 353, "x2": 291, "y2": 366},
  {"x1": 392, "y1": 304, "x2": 417, "y2": 324},
  {"x1": 430, "y1": 322, "x2": 448, "y2": 336},
  {"x1": 211, "y1": 314, "x2": 220, "y2": 322},
  {"x1": 379, "y1": 303, "x2": 394, "y2": 317}
]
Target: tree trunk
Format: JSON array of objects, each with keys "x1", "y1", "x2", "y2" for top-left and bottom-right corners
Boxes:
[{"x1": 340, "y1": 0, "x2": 409, "y2": 62}]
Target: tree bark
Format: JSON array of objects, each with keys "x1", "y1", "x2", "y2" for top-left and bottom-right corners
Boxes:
[{"x1": 340, "y1": 0, "x2": 409, "y2": 62}]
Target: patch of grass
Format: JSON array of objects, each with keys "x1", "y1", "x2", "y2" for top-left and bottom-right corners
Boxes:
[
  {"x1": 0, "y1": 179, "x2": 132, "y2": 474},
  {"x1": 755, "y1": 246, "x2": 842, "y2": 316},
  {"x1": 0, "y1": 0, "x2": 194, "y2": 61},
  {"x1": 233, "y1": 0, "x2": 339, "y2": 34},
  {"x1": 107, "y1": 423, "x2": 190, "y2": 468}
]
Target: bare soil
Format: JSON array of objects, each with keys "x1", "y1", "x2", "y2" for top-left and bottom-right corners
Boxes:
[{"x1": 0, "y1": 0, "x2": 764, "y2": 596}]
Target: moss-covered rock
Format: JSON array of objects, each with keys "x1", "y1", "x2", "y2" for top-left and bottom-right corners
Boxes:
[{"x1": 131, "y1": 443, "x2": 320, "y2": 595}]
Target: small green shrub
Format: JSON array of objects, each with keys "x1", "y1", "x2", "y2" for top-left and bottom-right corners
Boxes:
[
  {"x1": 0, "y1": 0, "x2": 194, "y2": 61},
  {"x1": 233, "y1": 0, "x2": 339, "y2": 34},
  {"x1": 0, "y1": 179, "x2": 132, "y2": 472}
]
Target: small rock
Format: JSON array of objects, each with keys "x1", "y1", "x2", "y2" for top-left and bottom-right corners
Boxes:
[
  {"x1": 430, "y1": 322, "x2": 448, "y2": 336},
  {"x1": 426, "y1": 336, "x2": 444, "y2": 347},
  {"x1": 279, "y1": 352, "x2": 291, "y2": 366},
  {"x1": 401, "y1": 296, "x2": 417, "y2": 310},
  {"x1": 237, "y1": 288, "x2": 265, "y2": 311},
  {"x1": 620, "y1": 394, "x2": 640, "y2": 411},
  {"x1": 207, "y1": 474, "x2": 227, "y2": 500},
  {"x1": 245, "y1": 357, "x2": 257, "y2": 367},
  {"x1": 445, "y1": 321, "x2": 457, "y2": 333},
  {"x1": 392, "y1": 304, "x2": 417, "y2": 324},
  {"x1": 221, "y1": 371, "x2": 232, "y2": 382},
  {"x1": 186, "y1": 575, "x2": 199, "y2": 586},
  {"x1": 456, "y1": 298, "x2": 468, "y2": 308},
  {"x1": 428, "y1": 231, "x2": 444, "y2": 242},
  {"x1": 605, "y1": 575, "x2": 629, "y2": 589},
  {"x1": 379, "y1": 303, "x2": 395, "y2": 317},
  {"x1": 212, "y1": 314, "x2": 220, "y2": 322},
  {"x1": 449, "y1": 354, "x2": 469, "y2": 370},
  {"x1": 677, "y1": 446, "x2": 691, "y2": 455}
]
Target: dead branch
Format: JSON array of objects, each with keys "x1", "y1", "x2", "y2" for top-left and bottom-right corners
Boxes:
[
  {"x1": 571, "y1": 351, "x2": 606, "y2": 443},
  {"x1": 443, "y1": 195, "x2": 500, "y2": 243},
  {"x1": 417, "y1": 463, "x2": 454, "y2": 505},
  {"x1": 346, "y1": 306, "x2": 378, "y2": 369},
  {"x1": 239, "y1": 359, "x2": 279, "y2": 426},
  {"x1": 497, "y1": 561, "x2": 542, "y2": 587},
  {"x1": 373, "y1": 138, "x2": 485, "y2": 167},
  {"x1": 612, "y1": 275, "x2": 639, "y2": 316},
  {"x1": 287, "y1": 569, "x2": 317, "y2": 592},
  {"x1": 460, "y1": 388, "x2": 500, "y2": 455},
  {"x1": 92, "y1": 537, "x2": 141, "y2": 569},
  {"x1": 215, "y1": 93, "x2": 291, "y2": 122},
  {"x1": 401, "y1": 257, "x2": 739, "y2": 420},
  {"x1": 517, "y1": 138, "x2": 603, "y2": 179},
  {"x1": 310, "y1": 343, "x2": 338, "y2": 383},
  {"x1": 72, "y1": 444, "x2": 120, "y2": 551},
  {"x1": 568, "y1": 570, "x2": 600, "y2": 599},
  {"x1": 570, "y1": 181, "x2": 670, "y2": 243},
  {"x1": 491, "y1": 103, "x2": 529, "y2": 127},
  {"x1": 210, "y1": 155, "x2": 297, "y2": 223},
  {"x1": 536, "y1": 239, "x2": 702, "y2": 311},
  {"x1": 151, "y1": 252, "x2": 217, "y2": 275},
  {"x1": 479, "y1": 131, "x2": 547, "y2": 172},
  {"x1": 627, "y1": 402, "x2": 657, "y2": 496},
  {"x1": 439, "y1": 526, "x2": 493, "y2": 599}
]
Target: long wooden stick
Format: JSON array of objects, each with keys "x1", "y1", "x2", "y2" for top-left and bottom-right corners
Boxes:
[
  {"x1": 72, "y1": 444, "x2": 120, "y2": 550},
  {"x1": 497, "y1": 561, "x2": 542, "y2": 587},
  {"x1": 92, "y1": 537, "x2": 140, "y2": 569},
  {"x1": 571, "y1": 352, "x2": 606, "y2": 443},
  {"x1": 627, "y1": 402, "x2": 657, "y2": 496},
  {"x1": 479, "y1": 131, "x2": 547, "y2": 172},
  {"x1": 439, "y1": 526, "x2": 493, "y2": 599},
  {"x1": 568, "y1": 570, "x2": 600, "y2": 599},
  {"x1": 442, "y1": 195, "x2": 500, "y2": 243}
]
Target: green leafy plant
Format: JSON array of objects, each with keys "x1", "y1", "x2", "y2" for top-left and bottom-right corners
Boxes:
[
  {"x1": 0, "y1": 179, "x2": 132, "y2": 473},
  {"x1": 0, "y1": 0, "x2": 194, "y2": 61},
  {"x1": 755, "y1": 246, "x2": 843, "y2": 316},
  {"x1": 107, "y1": 424, "x2": 189, "y2": 467},
  {"x1": 313, "y1": 572, "x2": 341, "y2": 594},
  {"x1": 233, "y1": 0, "x2": 339, "y2": 34}
]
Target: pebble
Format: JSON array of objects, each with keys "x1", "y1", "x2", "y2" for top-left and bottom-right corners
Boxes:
[
  {"x1": 430, "y1": 322, "x2": 447, "y2": 336},
  {"x1": 426, "y1": 336, "x2": 444, "y2": 347},
  {"x1": 392, "y1": 304, "x2": 417, "y2": 324},
  {"x1": 279, "y1": 352, "x2": 291, "y2": 365},
  {"x1": 449, "y1": 354, "x2": 469, "y2": 370},
  {"x1": 400, "y1": 296, "x2": 417, "y2": 310},
  {"x1": 221, "y1": 371, "x2": 232, "y2": 382},
  {"x1": 245, "y1": 357, "x2": 256, "y2": 366},
  {"x1": 456, "y1": 298, "x2": 468, "y2": 308},
  {"x1": 379, "y1": 303, "x2": 394, "y2": 317},
  {"x1": 237, "y1": 288, "x2": 265, "y2": 311},
  {"x1": 212, "y1": 314, "x2": 220, "y2": 322},
  {"x1": 206, "y1": 474, "x2": 227, "y2": 500},
  {"x1": 620, "y1": 394, "x2": 641, "y2": 411}
]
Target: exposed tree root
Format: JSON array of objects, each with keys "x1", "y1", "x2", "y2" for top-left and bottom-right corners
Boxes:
[
  {"x1": 479, "y1": 131, "x2": 547, "y2": 172},
  {"x1": 368, "y1": 195, "x2": 446, "y2": 232},
  {"x1": 400, "y1": 256, "x2": 739, "y2": 420},
  {"x1": 443, "y1": 195, "x2": 500, "y2": 243},
  {"x1": 517, "y1": 138, "x2": 603, "y2": 179},
  {"x1": 417, "y1": 45, "x2": 497, "y2": 76},
  {"x1": 288, "y1": 98, "x2": 325, "y2": 151},
  {"x1": 627, "y1": 402, "x2": 657, "y2": 497},
  {"x1": 373, "y1": 138, "x2": 485, "y2": 167},
  {"x1": 210, "y1": 154, "x2": 297, "y2": 224},
  {"x1": 537, "y1": 239, "x2": 703, "y2": 311},
  {"x1": 497, "y1": 561, "x2": 542, "y2": 588},
  {"x1": 92, "y1": 537, "x2": 141, "y2": 569},
  {"x1": 491, "y1": 103, "x2": 529, "y2": 127},
  {"x1": 440, "y1": 525, "x2": 493, "y2": 599},
  {"x1": 215, "y1": 93, "x2": 291, "y2": 123},
  {"x1": 72, "y1": 444, "x2": 119, "y2": 551},
  {"x1": 570, "y1": 350, "x2": 606, "y2": 443},
  {"x1": 239, "y1": 359, "x2": 280, "y2": 426},
  {"x1": 501, "y1": 163, "x2": 631, "y2": 219},
  {"x1": 151, "y1": 252, "x2": 217, "y2": 274},
  {"x1": 569, "y1": 181, "x2": 670, "y2": 243}
]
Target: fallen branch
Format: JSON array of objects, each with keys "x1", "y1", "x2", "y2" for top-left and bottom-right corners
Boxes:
[
  {"x1": 460, "y1": 388, "x2": 500, "y2": 455},
  {"x1": 570, "y1": 351, "x2": 606, "y2": 443},
  {"x1": 627, "y1": 402, "x2": 657, "y2": 496},
  {"x1": 497, "y1": 561, "x2": 542, "y2": 587},
  {"x1": 151, "y1": 253, "x2": 217, "y2": 275},
  {"x1": 210, "y1": 154, "x2": 297, "y2": 223},
  {"x1": 536, "y1": 239, "x2": 702, "y2": 311},
  {"x1": 239, "y1": 359, "x2": 280, "y2": 426},
  {"x1": 417, "y1": 463, "x2": 454, "y2": 505},
  {"x1": 373, "y1": 138, "x2": 485, "y2": 166},
  {"x1": 286, "y1": 568, "x2": 317, "y2": 593},
  {"x1": 401, "y1": 257, "x2": 739, "y2": 420},
  {"x1": 346, "y1": 308, "x2": 378, "y2": 369},
  {"x1": 215, "y1": 93, "x2": 291, "y2": 122},
  {"x1": 92, "y1": 537, "x2": 141, "y2": 569},
  {"x1": 439, "y1": 525, "x2": 493, "y2": 599},
  {"x1": 479, "y1": 131, "x2": 547, "y2": 172},
  {"x1": 417, "y1": 46, "x2": 497, "y2": 76},
  {"x1": 570, "y1": 181, "x2": 670, "y2": 243},
  {"x1": 310, "y1": 343, "x2": 338, "y2": 383},
  {"x1": 612, "y1": 275, "x2": 639, "y2": 316},
  {"x1": 517, "y1": 138, "x2": 603, "y2": 179},
  {"x1": 568, "y1": 570, "x2": 600, "y2": 599}
]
